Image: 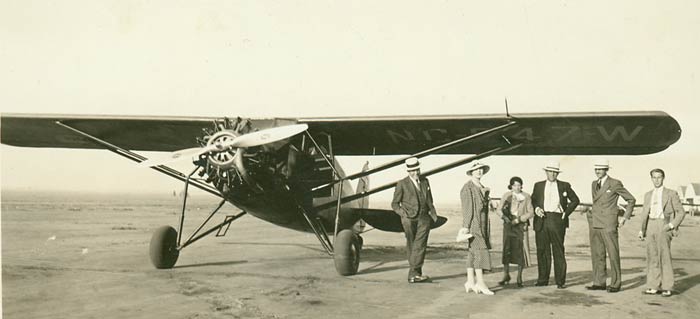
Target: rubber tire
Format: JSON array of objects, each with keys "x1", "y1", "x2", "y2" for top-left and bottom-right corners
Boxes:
[
  {"x1": 150, "y1": 226, "x2": 180, "y2": 269},
  {"x1": 334, "y1": 229, "x2": 361, "y2": 276}
]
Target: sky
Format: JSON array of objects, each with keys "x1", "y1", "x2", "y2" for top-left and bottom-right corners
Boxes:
[{"x1": 1, "y1": 0, "x2": 699, "y2": 207}]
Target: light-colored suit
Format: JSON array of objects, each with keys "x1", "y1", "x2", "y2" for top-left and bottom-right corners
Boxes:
[
  {"x1": 640, "y1": 187, "x2": 685, "y2": 290},
  {"x1": 588, "y1": 176, "x2": 636, "y2": 289}
]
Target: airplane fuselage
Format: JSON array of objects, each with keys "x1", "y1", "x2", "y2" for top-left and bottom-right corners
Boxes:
[{"x1": 219, "y1": 151, "x2": 361, "y2": 233}]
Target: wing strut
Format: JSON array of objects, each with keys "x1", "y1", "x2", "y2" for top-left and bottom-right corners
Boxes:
[
  {"x1": 54, "y1": 121, "x2": 221, "y2": 197},
  {"x1": 311, "y1": 120, "x2": 518, "y2": 193},
  {"x1": 314, "y1": 143, "x2": 523, "y2": 212}
]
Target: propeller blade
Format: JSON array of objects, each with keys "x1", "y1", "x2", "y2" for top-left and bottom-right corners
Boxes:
[
  {"x1": 137, "y1": 124, "x2": 308, "y2": 167},
  {"x1": 138, "y1": 147, "x2": 209, "y2": 167},
  {"x1": 229, "y1": 124, "x2": 308, "y2": 148}
]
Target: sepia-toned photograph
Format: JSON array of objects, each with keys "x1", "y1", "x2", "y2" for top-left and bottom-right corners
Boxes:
[{"x1": 2, "y1": 1, "x2": 699, "y2": 318}]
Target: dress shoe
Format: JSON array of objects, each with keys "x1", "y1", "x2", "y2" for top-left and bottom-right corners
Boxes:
[
  {"x1": 661, "y1": 290, "x2": 672, "y2": 297},
  {"x1": 408, "y1": 275, "x2": 430, "y2": 283},
  {"x1": 498, "y1": 275, "x2": 511, "y2": 286},
  {"x1": 585, "y1": 285, "x2": 607, "y2": 290},
  {"x1": 535, "y1": 282, "x2": 548, "y2": 287},
  {"x1": 516, "y1": 280, "x2": 523, "y2": 288},
  {"x1": 474, "y1": 284, "x2": 495, "y2": 296},
  {"x1": 557, "y1": 284, "x2": 566, "y2": 289},
  {"x1": 643, "y1": 288, "x2": 659, "y2": 295},
  {"x1": 464, "y1": 281, "x2": 475, "y2": 293},
  {"x1": 607, "y1": 287, "x2": 620, "y2": 293}
]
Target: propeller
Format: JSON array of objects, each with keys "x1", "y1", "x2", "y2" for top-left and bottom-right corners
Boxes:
[{"x1": 139, "y1": 124, "x2": 308, "y2": 167}]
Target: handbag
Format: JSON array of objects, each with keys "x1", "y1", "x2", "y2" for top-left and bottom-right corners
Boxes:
[{"x1": 456, "y1": 227, "x2": 474, "y2": 242}]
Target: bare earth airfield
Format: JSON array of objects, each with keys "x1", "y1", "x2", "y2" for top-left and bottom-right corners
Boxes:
[{"x1": 2, "y1": 191, "x2": 699, "y2": 319}]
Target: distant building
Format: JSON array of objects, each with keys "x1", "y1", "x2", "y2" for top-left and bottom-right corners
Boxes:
[
  {"x1": 683, "y1": 183, "x2": 700, "y2": 215},
  {"x1": 677, "y1": 186, "x2": 687, "y2": 201}
]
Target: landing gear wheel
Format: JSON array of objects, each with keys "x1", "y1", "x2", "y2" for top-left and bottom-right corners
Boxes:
[
  {"x1": 150, "y1": 226, "x2": 180, "y2": 269},
  {"x1": 333, "y1": 229, "x2": 362, "y2": 276}
]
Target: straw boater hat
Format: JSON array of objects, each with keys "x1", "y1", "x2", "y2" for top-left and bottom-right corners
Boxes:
[
  {"x1": 405, "y1": 157, "x2": 420, "y2": 171},
  {"x1": 593, "y1": 159, "x2": 611, "y2": 170},
  {"x1": 466, "y1": 162, "x2": 490, "y2": 175},
  {"x1": 543, "y1": 161, "x2": 562, "y2": 173}
]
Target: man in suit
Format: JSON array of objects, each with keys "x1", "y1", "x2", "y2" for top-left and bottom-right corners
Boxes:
[
  {"x1": 638, "y1": 168, "x2": 685, "y2": 297},
  {"x1": 531, "y1": 161, "x2": 580, "y2": 289},
  {"x1": 586, "y1": 159, "x2": 636, "y2": 293},
  {"x1": 391, "y1": 157, "x2": 439, "y2": 283}
]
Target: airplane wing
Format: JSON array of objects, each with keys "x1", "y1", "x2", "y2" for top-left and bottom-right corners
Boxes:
[
  {"x1": 300, "y1": 111, "x2": 681, "y2": 156},
  {"x1": 0, "y1": 114, "x2": 297, "y2": 151},
  {"x1": 1, "y1": 111, "x2": 680, "y2": 155}
]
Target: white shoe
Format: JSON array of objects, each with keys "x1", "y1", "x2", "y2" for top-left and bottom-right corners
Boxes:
[
  {"x1": 474, "y1": 284, "x2": 495, "y2": 295},
  {"x1": 464, "y1": 281, "x2": 475, "y2": 293}
]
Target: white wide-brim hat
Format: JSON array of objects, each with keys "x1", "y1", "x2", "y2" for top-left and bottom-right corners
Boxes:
[
  {"x1": 466, "y1": 162, "x2": 490, "y2": 175},
  {"x1": 405, "y1": 157, "x2": 420, "y2": 171},
  {"x1": 593, "y1": 159, "x2": 611, "y2": 170},
  {"x1": 543, "y1": 161, "x2": 562, "y2": 173}
]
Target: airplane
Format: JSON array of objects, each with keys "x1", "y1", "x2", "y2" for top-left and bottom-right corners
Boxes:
[{"x1": 0, "y1": 111, "x2": 682, "y2": 276}]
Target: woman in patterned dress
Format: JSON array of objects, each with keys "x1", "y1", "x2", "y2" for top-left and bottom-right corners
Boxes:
[
  {"x1": 461, "y1": 162, "x2": 494, "y2": 295},
  {"x1": 497, "y1": 177, "x2": 534, "y2": 288}
]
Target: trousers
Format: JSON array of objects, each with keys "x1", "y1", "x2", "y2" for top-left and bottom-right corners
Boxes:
[
  {"x1": 535, "y1": 212, "x2": 567, "y2": 285},
  {"x1": 401, "y1": 212, "x2": 432, "y2": 278},
  {"x1": 646, "y1": 219, "x2": 675, "y2": 290},
  {"x1": 590, "y1": 226, "x2": 621, "y2": 288}
]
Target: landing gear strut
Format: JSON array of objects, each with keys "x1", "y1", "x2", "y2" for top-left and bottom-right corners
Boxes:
[{"x1": 148, "y1": 167, "x2": 247, "y2": 269}]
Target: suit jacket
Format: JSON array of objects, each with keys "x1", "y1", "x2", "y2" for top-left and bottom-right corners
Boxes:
[
  {"x1": 590, "y1": 176, "x2": 636, "y2": 229},
  {"x1": 391, "y1": 176, "x2": 438, "y2": 221},
  {"x1": 640, "y1": 187, "x2": 685, "y2": 237},
  {"x1": 531, "y1": 180, "x2": 580, "y2": 231}
]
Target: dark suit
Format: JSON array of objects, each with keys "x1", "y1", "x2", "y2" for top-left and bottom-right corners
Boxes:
[
  {"x1": 531, "y1": 180, "x2": 579, "y2": 286},
  {"x1": 391, "y1": 176, "x2": 438, "y2": 278},
  {"x1": 588, "y1": 176, "x2": 635, "y2": 289}
]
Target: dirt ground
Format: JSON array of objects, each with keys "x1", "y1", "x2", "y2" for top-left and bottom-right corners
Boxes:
[{"x1": 2, "y1": 193, "x2": 699, "y2": 319}]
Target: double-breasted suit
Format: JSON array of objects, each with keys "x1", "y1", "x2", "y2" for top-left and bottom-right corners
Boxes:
[
  {"x1": 588, "y1": 176, "x2": 636, "y2": 289},
  {"x1": 531, "y1": 180, "x2": 579, "y2": 286},
  {"x1": 392, "y1": 176, "x2": 438, "y2": 279}
]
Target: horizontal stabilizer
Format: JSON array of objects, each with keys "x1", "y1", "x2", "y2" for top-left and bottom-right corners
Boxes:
[{"x1": 355, "y1": 208, "x2": 447, "y2": 233}]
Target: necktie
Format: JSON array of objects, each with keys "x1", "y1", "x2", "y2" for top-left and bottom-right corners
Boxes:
[{"x1": 596, "y1": 180, "x2": 601, "y2": 191}]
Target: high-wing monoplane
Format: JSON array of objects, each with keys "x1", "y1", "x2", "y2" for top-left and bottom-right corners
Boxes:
[{"x1": 0, "y1": 111, "x2": 681, "y2": 275}]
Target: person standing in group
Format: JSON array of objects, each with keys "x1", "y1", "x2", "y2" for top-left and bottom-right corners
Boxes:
[
  {"x1": 586, "y1": 159, "x2": 636, "y2": 293},
  {"x1": 639, "y1": 168, "x2": 685, "y2": 297},
  {"x1": 497, "y1": 176, "x2": 535, "y2": 288},
  {"x1": 531, "y1": 162, "x2": 580, "y2": 289},
  {"x1": 461, "y1": 162, "x2": 494, "y2": 295},
  {"x1": 391, "y1": 157, "x2": 439, "y2": 283}
]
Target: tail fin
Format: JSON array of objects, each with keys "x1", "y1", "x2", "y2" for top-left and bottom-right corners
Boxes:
[
  {"x1": 353, "y1": 161, "x2": 370, "y2": 232},
  {"x1": 355, "y1": 161, "x2": 370, "y2": 208}
]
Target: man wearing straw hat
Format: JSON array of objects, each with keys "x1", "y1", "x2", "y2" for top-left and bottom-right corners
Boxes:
[
  {"x1": 531, "y1": 161, "x2": 580, "y2": 289},
  {"x1": 391, "y1": 157, "x2": 439, "y2": 283},
  {"x1": 586, "y1": 159, "x2": 636, "y2": 293}
]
